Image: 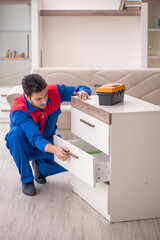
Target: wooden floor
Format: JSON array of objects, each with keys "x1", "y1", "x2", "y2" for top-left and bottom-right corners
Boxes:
[{"x1": 0, "y1": 123, "x2": 160, "y2": 240}]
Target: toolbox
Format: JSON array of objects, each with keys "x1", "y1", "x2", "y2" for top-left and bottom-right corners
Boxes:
[{"x1": 96, "y1": 83, "x2": 126, "y2": 106}]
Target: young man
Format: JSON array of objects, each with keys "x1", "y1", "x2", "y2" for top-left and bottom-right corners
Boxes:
[{"x1": 5, "y1": 74, "x2": 91, "y2": 196}]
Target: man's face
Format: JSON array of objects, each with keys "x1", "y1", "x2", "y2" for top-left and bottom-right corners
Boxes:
[{"x1": 26, "y1": 88, "x2": 48, "y2": 110}]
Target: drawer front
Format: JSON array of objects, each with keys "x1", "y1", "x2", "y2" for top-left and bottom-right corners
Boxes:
[
  {"x1": 0, "y1": 111, "x2": 10, "y2": 122},
  {"x1": 0, "y1": 103, "x2": 10, "y2": 121},
  {"x1": 71, "y1": 174, "x2": 110, "y2": 220},
  {"x1": 0, "y1": 88, "x2": 11, "y2": 103},
  {"x1": 54, "y1": 135, "x2": 96, "y2": 187},
  {"x1": 71, "y1": 107, "x2": 110, "y2": 155},
  {"x1": 0, "y1": 109, "x2": 10, "y2": 118}
]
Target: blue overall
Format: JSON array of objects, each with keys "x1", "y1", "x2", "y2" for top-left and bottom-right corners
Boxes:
[{"x1": 5, "y1": 84, "x2": 91, "y2": 184}]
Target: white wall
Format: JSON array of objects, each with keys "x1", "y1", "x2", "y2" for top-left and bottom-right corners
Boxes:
[
  {"x1": 42, "y1": 16, "x2": 141, "y2": 68},
  {"x1": 41, "y1": 0, "x2": 121, "y2": 10}
]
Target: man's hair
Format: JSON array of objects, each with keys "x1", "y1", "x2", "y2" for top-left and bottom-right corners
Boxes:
[{"x1": 22, "y1": 74, "x2": 47, "y2": 97}]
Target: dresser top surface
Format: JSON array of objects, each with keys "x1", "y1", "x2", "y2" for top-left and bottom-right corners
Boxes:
[{"x1": 72, "y1": 94, "x2": 160, "y2": 114}]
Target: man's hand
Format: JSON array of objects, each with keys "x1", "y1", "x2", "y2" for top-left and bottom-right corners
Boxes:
[
  {"x1": 45, "y1": 143, "x2": 70, "y2": 161},
  {"x1": 54, "y1": 146, "x2": 70, "y2": 161},
  {"x1": 74, "y1": 91, "x2": 91, "y2": 100}
]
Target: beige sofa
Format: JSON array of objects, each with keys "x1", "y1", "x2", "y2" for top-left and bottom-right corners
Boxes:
[{"x1": 7, "y1": 68, "x2": 160, "y2": 139}]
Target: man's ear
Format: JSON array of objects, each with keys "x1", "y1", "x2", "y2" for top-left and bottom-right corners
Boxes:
[{"x1": 25, "y1": 94, "x2": 31, "y2": 102}]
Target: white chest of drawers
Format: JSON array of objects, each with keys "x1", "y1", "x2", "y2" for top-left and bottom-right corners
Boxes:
[
  {"x1": 0, "y1": 87, "x2": 11, "y2": 122},
  {"x1": 54, "y1": 95, "x2": 160, "y2": 223}
]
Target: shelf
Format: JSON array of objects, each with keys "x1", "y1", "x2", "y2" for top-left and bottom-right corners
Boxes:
[
  {"x1": 148, "y1": 29, "x2": 160, "y2": 32},
  {"x1": 148, "y1": 56, "x2": 160, "y2": 59},
  {"x1": 40, "y1": 9, "x2": 141, "y2": 17},
  {"x1": 3, "y1": 57, "x2": 27, "y2": 60},
  {"x1": 142, "y1": 0, "x2": 159, "y2": 2},
  {"x1": 0, "y1": 30, "x2": 31, "y2": 33},
  {"x1": 0, "y1": 57, "x2": 31, "y2": 61},
  {"x1": 0, "y1": 0, "x2": 31, "y2": 4}
]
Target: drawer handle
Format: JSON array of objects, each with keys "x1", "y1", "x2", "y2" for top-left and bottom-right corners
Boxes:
[
  {"x1": 1, "y1": 109, "x2": 10, "y2": 112},
  {"x1": 1, "y1": 94, "x2": 7, "y2": 97},
  {"x1": 69, "y1": 152, "x2": 79, "y2": 159},
  {"x1": 80, "y1": 119, "x2": 95, "y2": 128}
]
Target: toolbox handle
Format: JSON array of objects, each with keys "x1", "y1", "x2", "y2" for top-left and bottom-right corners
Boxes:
[
  {"x1": 80, "y1": 119, "x2": 95, "y2": 128},
  {"x1": 93, "y1": 84, "x2": 101, "y2": 87}
]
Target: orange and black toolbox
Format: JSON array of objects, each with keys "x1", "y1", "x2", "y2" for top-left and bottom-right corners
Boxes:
[{"x1": 96, "y1": 83, "x2": 126, "y2": 106}]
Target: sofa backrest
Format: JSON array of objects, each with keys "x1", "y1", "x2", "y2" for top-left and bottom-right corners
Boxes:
[
  {"x1": 7, "y1": 68, "x2": 160, "y2": 106},
  {"x1": 32, "y1": 68, "x2": 160, "y2": 105}
]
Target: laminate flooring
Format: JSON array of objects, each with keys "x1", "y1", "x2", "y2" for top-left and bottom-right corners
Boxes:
[{"x1": 0, "y1": 123, "x2": 160, "y2": 240}]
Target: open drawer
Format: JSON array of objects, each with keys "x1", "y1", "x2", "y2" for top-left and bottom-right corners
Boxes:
[{"x1": 54, "y1": 135, "x2": 110, "y2": 188}]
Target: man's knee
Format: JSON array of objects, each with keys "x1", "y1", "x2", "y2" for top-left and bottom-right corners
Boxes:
[
  {"x1": 6, "y1": 126, "x2": 28, "y2": 146},
  {"x1": 11, "y1": 125, "x2": 25, "y2": 138}
]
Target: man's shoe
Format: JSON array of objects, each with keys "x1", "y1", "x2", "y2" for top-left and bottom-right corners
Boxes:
[
  {"x1": 32, "y1": 160, "x2": 46, "y2": 184},
  {"x1": 22, "y1": 181, "x2": 36, "y2": 196}
]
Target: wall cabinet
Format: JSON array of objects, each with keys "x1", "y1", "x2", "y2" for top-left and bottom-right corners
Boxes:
[
  {"x1": 32, "y1": 0, "x2": 141, "y2": 69},
  {"x1": 148, "y1": 3, "x2": 160, "y2": 68},
  {"x1": 32, "y1": 1, "x2": 160, "y2": 69},
  {"x1": 0, "y1": 4, "x2": 31, "y2": 88},
  {"x1": 141, "y1": 2, "x2": 160, "y2": 68},
  {"x1": 0, "y1": 4, "x2": 31, "y2": 121}
]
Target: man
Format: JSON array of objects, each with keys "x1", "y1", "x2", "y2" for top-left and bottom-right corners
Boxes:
[{"x1": 5, "y1": 74, "x2": 91, "y2": 196}]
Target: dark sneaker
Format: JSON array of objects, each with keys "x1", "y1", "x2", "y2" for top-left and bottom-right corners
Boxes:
[
  {"x1": 32, "y1": 160, "x2": 46, "y2": 184},
  {"x1": 22, "y1": 181, "x2": 36, "y2": 196}
]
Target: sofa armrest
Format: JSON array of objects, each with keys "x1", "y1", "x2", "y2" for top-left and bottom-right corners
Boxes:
[
  {"x1": 57, "y1": 105, "x2": 71, "y2": 130},
  {"x1": 7, "y1": 85, "x2": 23, "y2": 106}
]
